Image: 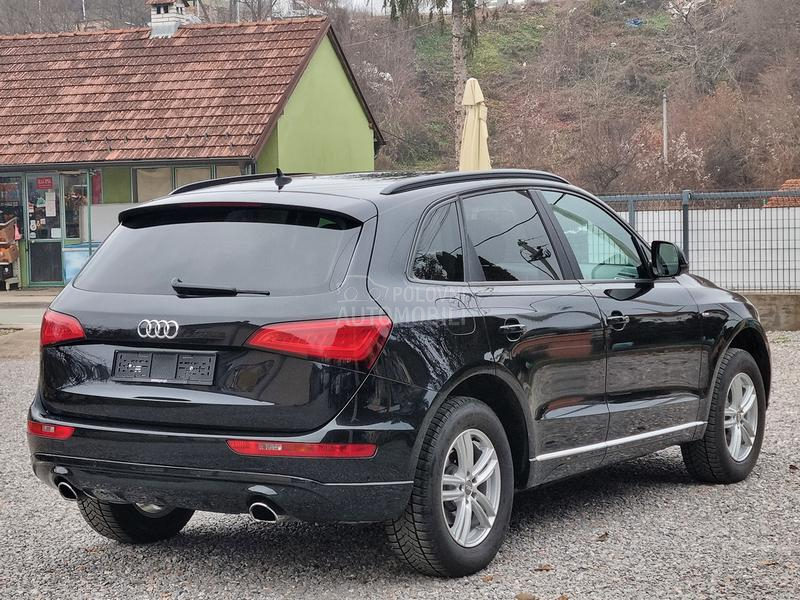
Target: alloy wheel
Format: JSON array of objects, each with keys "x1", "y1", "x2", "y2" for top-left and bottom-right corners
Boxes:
[
  {"x1": 441, "y1": 428, "x2": 501, "y2": 548},
  {"x1": 724, "y1": 372, "x2": 758, "y2": 462}
]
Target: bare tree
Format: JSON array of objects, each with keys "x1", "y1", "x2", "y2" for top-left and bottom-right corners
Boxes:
[
  {"x1": 234, "y1": 0, "x2": 279, "y2": 20},
  {"x1": 86, "y1": 0, "x2": 149, "y2": 28},
  {"x1": 384, "y1": 0, "x2": 478, "y2": 163},
  {"x1": 663, "y1": 0, "x2": 740, "y2": 93}
]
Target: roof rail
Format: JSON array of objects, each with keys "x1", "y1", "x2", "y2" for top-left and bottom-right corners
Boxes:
[
  {"x1": 170, "y1": 172, "x2": 307, "y2": 195},
  {"x1": 379, "y1": 169, "x2": 570, "y2": 195}
]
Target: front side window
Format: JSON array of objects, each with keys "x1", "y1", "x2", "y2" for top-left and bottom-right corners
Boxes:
[
  {"x1": 541, "y1": 190, "x2": 645, "y2": 280},
  {"x1": 462, "y1": 190, "x2": 561, "y2": 282},
  {"x1": 412, "y1": 202, "x2": 464, "y2": 282}
]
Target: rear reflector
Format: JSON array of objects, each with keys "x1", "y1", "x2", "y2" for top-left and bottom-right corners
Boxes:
[
  {"x1": 27, "y1": 420, "x2": 75, "y2": 440},
  {"x1": 227, "y1": 439, "x2": 377, "y2": 459},
  {"x1": 244, "y1": 315, "x2": 392, "y2": 368},
  {"x1": 40, "y1": 309, "x2": 85, "y2": 348}
]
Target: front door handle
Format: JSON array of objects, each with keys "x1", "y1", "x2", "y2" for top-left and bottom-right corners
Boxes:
[{"x1": 606, "y1": 312, "x2": 630, "y2": 331}]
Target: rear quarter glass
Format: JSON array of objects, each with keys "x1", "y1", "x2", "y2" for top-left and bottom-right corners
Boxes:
[{"x1": 74, "y1": 205, "x2": 362, "y2": 296}]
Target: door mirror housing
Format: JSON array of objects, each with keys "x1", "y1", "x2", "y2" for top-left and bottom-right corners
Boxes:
[{"x1": 652, "y1": 241, "x2": 688, "y2": 277}]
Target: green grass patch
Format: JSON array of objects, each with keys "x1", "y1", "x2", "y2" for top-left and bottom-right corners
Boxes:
[
  {"x1": 414, "y1": 15, "x2": 545, "y2": 80},
  {"x1": 414, "y1": 21, "x2": 451, "y2": 78},
  {"x1": 471, "y1": 17, "x2": 544, "y2": 77},
  {"x1": 644, "y1": 12, "x2": 672, "y2": 33}
]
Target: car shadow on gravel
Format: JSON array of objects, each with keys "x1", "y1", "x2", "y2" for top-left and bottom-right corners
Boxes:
[
  {"x1": 146, "y1": 520, "x2": 399, "y2": 580},
  {"x1": 510, "y1": 450, "x2": 695, "y2": 529},
  {"x1": 74, "y1": 451, "x2": 698, "y2": 580}
]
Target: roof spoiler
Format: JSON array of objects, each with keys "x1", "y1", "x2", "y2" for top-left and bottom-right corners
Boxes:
[{"x1": 170, "y1": 171, "x2": 308, "y2": 195}]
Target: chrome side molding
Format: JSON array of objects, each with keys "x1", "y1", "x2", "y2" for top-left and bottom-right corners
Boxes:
[{"x1": 531, "y1": 421, "x2": 706, "y2": 462}]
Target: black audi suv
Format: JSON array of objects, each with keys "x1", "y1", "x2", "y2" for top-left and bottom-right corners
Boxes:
[{"x1": 27, "y1": 170, "x2": 770, "y2": 577}]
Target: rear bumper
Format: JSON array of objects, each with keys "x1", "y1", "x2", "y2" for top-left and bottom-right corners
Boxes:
[
  {"x1": 26, "y1": 375, "x2": 432, "y2": 522},
  {"x1": 30, "y1": 453, "x2": 411, "y2": 522}
]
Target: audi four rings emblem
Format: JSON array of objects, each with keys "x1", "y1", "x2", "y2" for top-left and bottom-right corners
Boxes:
[{"x1": 137, "y1": 319, "x2": 179, "y2": 339}]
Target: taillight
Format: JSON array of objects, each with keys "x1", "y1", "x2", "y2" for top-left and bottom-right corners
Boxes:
[
  {"x1": 244, "y1": 315, "x2": 392, "y2": 369},
  {"x1": 227, "y1": 439, "x2": 376, "y2": 459},
  {"x1": 27, "y1": 420, "x2": 75, "y2": 440},
  {"x1": 40, "y1": 309, "x2": 85, "y2": 348}
]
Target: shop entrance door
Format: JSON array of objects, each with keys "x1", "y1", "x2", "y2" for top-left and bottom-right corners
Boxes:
[
  {"x1": 0, "y1": 175, "x2": 23, "y2": 287},
  {"x1": 26, "y1": 173, "x2": 63, "y2": 285}
]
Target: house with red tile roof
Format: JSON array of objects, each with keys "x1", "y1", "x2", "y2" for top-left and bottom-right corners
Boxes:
[
  {"x1": 766, "y1": 180, "x2": 800, "y2": 208},
  {"x1": 0, "y1": 0, "x2": 383, "y2": 287}
]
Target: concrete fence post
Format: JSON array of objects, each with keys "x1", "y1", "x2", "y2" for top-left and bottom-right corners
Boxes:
[
  {"x1": 627, "y1": 197, "x2": 636, "y2": 228},
  {"x1": 681, "y1": 189, "x2": 691, "y2": 261}
]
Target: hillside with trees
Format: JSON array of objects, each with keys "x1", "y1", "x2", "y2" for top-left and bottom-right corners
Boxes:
[{"x1": 2, "y1": 0, "x2": 798, "y2": 194}]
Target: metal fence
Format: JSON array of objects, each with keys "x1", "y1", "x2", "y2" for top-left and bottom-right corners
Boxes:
[{"x1": 599, "y1": 189, "x2": 800, "y2": 292}]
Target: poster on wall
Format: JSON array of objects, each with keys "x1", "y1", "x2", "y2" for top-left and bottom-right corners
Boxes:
[
  {"x1": 36, "y1": 177, "x2": 54, "y2": 190},
  {"x1": 45, "y1": 192, "x2": 56, "y2": 217}
]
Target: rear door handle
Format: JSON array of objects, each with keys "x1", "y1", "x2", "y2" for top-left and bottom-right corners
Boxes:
[
  {"x1": 498, "y1": 323, "x2": 526, "y2": 334},
  {"x1": 605, "y1": 312, "x2": 630, "y2": 331}
]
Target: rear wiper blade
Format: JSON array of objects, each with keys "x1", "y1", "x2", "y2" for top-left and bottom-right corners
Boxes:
[{"x1": 170, "y1": 278, "x2": 270, "y2": 297}]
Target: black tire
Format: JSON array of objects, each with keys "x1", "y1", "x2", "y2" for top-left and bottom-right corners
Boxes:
[
  {"x1": 681, "y1": 348, "x2": 766, "y2": 484},
  {"x1": 386, "y1": 396, "x2": 514, "y2": 577},
  {"x1": 77, "y1": 496, "x2": 194, "y2": 543}
]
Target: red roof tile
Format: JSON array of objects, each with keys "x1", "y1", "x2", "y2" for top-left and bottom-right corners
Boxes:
[
  {"x1": 766, "y1": 179, "x2": 800, "y2": 208},
  {"x1": 0, "y1": 18, "x2": 335, "y2": 166}
]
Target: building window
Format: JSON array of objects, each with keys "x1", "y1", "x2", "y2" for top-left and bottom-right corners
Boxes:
[
  {"x1": 134, "y1": 167, "x2": 172, "y2": 202},
  {"x1": 175, "y1": 166, "x2": 211, "y2": 189},
  {"x1": 215, "y1": 164, "x2": 245, "y2": 179}
]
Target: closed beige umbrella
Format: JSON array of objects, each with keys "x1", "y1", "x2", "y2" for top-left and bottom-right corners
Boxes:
[{"x1": 458, "y1": 77, "x2": 491, "y2": 171}]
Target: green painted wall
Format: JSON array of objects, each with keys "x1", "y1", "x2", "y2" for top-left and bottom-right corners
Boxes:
[
  {"x1": 102, "y1": 167, "x2": 132, "y2": 203},
  {"x1": 256, "y1": 132, "x2": 280, "y2": 174},
  {"x1": 255, "y1": 36, "x2": 375, "y2": 174}
]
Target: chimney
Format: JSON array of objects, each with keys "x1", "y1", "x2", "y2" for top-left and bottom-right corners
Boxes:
[{"x1": 147, "y1": 0, "x2": 200, "y2": 38}]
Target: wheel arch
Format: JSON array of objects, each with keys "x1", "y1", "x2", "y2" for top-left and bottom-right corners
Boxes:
[
  {"x1": 410, "y1": 366, "x2": 532, "y2": 488},
  {"x1": 709, "y1": 321, "x2": 771, "y2": 411},
  {"x1": 727, "y1": 324, "x2": 771, "y2": 405}
]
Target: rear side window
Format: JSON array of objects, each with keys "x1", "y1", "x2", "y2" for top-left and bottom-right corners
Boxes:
[
  {"x1": 411, "y1": 202, "x2": 464, "y2": 282},
  {"x1": 462, "y1": 190, "x2": 562, "y2": 282},
  {"x1": 75, "y1": 205, "x2": 361, "y2": 296}
]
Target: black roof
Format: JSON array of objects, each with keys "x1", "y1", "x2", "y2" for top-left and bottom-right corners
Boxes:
[
  {"x1": 121, "y1": 170, "x2": 588, "y2": 224},
  {"x1": 170, "y1": 170, "x2": 571, "y2": 200}
]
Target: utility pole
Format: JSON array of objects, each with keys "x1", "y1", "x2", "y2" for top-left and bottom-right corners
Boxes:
[
  {"x1": 81, "y1": 0, "x2": 86, "y2": 20},
  {"x1": 662, "y1": 90, "x2": 669, "y2": 165}
]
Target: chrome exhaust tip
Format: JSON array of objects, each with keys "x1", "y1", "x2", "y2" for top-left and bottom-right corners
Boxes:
[
  {"x1": 248, "y1": 501, "x2": 281, "y2": 523},
  {"x1": 57, "y1": 481, "x2": 78, "y2": 502}
]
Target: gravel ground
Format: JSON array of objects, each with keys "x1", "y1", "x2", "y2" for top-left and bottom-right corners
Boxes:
[{"x1": 2, "y1": 333, "x2": 799, "y2": 600}]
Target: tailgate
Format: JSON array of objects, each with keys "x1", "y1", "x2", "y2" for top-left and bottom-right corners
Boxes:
[{"x1": 38, "y1": 200, "x2": 382, "y2": 433}]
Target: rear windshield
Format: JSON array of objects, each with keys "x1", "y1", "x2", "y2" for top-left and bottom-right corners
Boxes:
[{"x1": 74, "y1": 205, "x2": 362, "y2": 296}]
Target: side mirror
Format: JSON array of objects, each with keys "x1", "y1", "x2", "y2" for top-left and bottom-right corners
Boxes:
[{"x1": 652, "y1": 241, "x2": 688, "y2": 277}]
